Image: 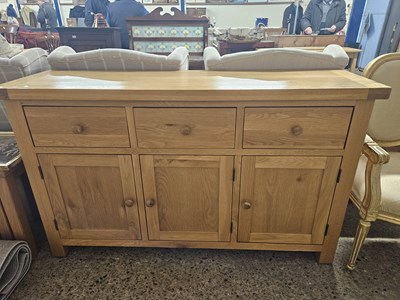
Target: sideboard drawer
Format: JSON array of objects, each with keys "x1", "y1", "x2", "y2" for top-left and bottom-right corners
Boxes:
[
  {"x1": 243, "y1": 107, "x2": 353, "y2": 149},
  {"x1": 24, "y1": 107, "x2": 130, "y2": 147},
  {"x1": 134, "y1": 108, "x2": 236, "y2": 149}
]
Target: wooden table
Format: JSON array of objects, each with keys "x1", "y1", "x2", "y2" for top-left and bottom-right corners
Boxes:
[
  {"x1": 269, "y1": 35, "x2": 345, "y2": 47},
  {"x1": 0, "y1": 133, "x2": 37, "y2": 255},
  {"x1": 288, "y1": 46, "x2": 363, "y2": 72},
  {"x1": 0, "y1": 70, "x2": 390, "y2": 263}
]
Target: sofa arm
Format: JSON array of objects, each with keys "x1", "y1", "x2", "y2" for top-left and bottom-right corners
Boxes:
[
  {"x1": 9, "y1": 48, "x2": 49, "y2": 69},
  {"x1": 203, "y1": 47, "x2": 221, "y2": 70},
  {"x1": 167, "y1": 47, "x2": 189, "y2": 70},
  {"x1": 48, "y1": 46, "x2": 77, "y2": 69},
  {"x1": 4, "y1": 48, "x2": 49, "y2": 80},
  {"x1": 323, "y1": 44, "x2": 349, "y2": 69}
]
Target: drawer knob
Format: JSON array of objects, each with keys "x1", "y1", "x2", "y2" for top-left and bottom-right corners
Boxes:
[
  {"x1": 242, "y1": 202, "x2": 252, "y2": 209},
  {"x1": 180, "y1": 126, "x2": 192, "y2": 136},
  {"x1": 124, "y1": 199, "x2": 135, "y2": 207},
  {"x1": 291, "y1": 125, "x2": 303, "y2": 136},
  {"x1": 145, "y1": 199, "x2": 155, "y2": 207},
  {"x1": 72, "y1": 124, "x2": 84, "y2": 134}
]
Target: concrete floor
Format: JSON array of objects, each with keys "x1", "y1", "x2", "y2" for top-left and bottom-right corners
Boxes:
[{"x1": 9, "y1": 204, "x2": 400, "y2": 300}]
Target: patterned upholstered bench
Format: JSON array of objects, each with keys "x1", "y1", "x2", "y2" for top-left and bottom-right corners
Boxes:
[
  {"x1": 47, "y1": 45, "x2": 189, "y2": 71},
  {"x1": 203, "y1": 45, "x2": 349, "y2": 71}
]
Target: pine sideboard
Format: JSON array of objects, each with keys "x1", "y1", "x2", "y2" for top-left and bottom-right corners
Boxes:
[{"x1": 0, "y1": 70, "x2": 391, "y2": 263}]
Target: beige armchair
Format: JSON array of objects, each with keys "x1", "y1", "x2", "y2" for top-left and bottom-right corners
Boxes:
[{"x1": 347, "y1": 53, "x2": 400, "y2": 270}]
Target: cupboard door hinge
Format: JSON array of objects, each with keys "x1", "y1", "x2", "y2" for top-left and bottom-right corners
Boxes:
[
  {"x1": 230, "y1": 222, "x2": 233, "y2": 234},
  {"x1": 324, "y1": 224, "x2": 329, "y2": 236},
  {"x1": 38, "y1": 166, "x2": 44, "y2": 180},
  {"x1": 232, "y1": 168, "x2": 236, "y2": 181},
  {"x1": 53, "y1": 219, "x2": 59, "y2": 231},
  {"x1": 336, "y1": 169, "x2": 342, "y2": 183}
]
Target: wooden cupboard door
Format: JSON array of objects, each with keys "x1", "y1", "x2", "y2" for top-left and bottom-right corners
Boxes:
[
  {"x1": 141, "y1": 155, "x2": 233, "y2": 242},
  {"x1": 38, "y1": 154, "x2": 141, "y2": 240},
  {"x1": 238, "y1": 156, "x2": 341, "y2": 244}
]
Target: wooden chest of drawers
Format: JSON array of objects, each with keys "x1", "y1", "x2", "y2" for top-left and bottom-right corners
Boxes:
[{"x1": 1, "y1": 70, "x2": 390, "y2": 263}]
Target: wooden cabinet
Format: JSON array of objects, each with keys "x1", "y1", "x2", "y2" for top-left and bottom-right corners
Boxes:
[
  {"x1": 56, "y1": 27, "x2": 122, "y2": 52},
  {"x1": 141, "y1": 155, "x2": 233, "y2": 242},
  {"x1": 2, "y1": 70, "x2": 390, "y2": 262},
  {"x1": 38, "y1": 154, "x2": 141, "y2": 240},
  {"x1": 238, "y1": 156, "x2": 341, "y2": 244}
]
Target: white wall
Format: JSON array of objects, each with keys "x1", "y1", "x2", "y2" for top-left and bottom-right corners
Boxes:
[{"x1": 0, "y1": 1, "x2": 353, "y2": 29}]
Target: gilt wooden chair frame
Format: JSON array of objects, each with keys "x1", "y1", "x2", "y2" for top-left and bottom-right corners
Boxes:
[{"x1": 347, "y1": 53, "x2": 400, "y2": 270}]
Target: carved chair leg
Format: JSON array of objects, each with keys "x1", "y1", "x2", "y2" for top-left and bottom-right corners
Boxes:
[{"x1": 347, "y1": 219, "x2": 371, "y2": 271}]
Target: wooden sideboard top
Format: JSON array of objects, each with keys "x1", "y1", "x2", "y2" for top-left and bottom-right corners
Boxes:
[{"x1": 0, "y1": 70, "x2": 391, "y2": 102}]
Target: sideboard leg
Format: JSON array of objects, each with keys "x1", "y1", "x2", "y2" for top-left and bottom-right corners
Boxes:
[
  {"x1": 315, "y1": 250, "x2": 334, "y2": 264},
  {"x1": 49, "y1": 244, "x2": 69, "y2": 257}
]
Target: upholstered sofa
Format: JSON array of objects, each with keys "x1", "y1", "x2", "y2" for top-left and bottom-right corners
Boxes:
[
  {"x1": 48, "y1": 46, "x2": 189, "y2": 71},
  {"x1": 203, "y1": 45, "x2": 349, "y2": 71},
  {"x1": 0, "y1": 47, "x2": 50, "y2": 131},
  {"x1": 0, "y1": 48, "x2": 50, "y2": 84}
]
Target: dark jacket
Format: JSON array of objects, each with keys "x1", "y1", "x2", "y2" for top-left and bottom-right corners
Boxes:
[
  {"x1": 108, "y1": 0, "x2": 148, "y2": 49},
  {"x1": 69, "y1": 5, "x2": 86, "y2": 18},
  {"x1": 300, "y1": 0, "x2": 346, "y2": 34},
  {"x1": 6, "y1": 4, "x2": 18, "y2": 18},
  {"x1": 282, "y1": 3, "x2": 304, "y2": 34},
  {"x1": 37, "y1": 3, "x2": 58, "y2": 31},
  {"x1": 84, "y1": 0, "x2": 109, "y2": 27}
]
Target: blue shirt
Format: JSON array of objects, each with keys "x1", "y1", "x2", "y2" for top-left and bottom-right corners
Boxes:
[
  {"x1": 108, "y1": 0, "x2": 148, "y2": 49},
  {"x1": 84, "y1": 0, "x2": 110, "y2": 27}
]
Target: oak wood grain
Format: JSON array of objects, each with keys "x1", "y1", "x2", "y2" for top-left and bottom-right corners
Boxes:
[
  {"x1": 24, "y1": 107, "x2": 130, "y2": 148},
  {"x1": 38, "y1": 154, "x2": 141, "y2": 240},
  {"x1": 243, "y1": 107, "x2": 353, "y2": 149},
  {"x1": 134, "y1": 108, "x2": 236, "y2": 149},
  {"x1": 141, "y1": 155, "x2": 233, "y2": 242},
  {"x1": 238, "y1": 156, "x2": 340, "y2": 244},
  {"x1": 0, "y1": 70, "x2": 391, "y2": 102}
]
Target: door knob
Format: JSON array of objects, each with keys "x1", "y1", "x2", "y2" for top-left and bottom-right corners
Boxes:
[
  {"x1": 124, "y1": 199, "x2": 135, "y2": 207},
  {"x1": 72, "y1": 124, "x2": 84, "y2": 134},
  {"x1": 242, "y1": 202, "x2": 252, "y2": 209},
  {"x1": 180, "y1": 125, "x2": 192, "y2": 136},
  {"x1": 145, "y1": 199, "x2": 155, "y2": 207},
  {"x1": 291, "y1": 125, "x2": 303, "y2": 136}
]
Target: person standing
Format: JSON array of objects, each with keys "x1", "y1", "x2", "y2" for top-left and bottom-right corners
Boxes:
[
  {"x1": 6, "y1": 4, "x2": 19, "y2": 25},
  {"x1": 282, "y1": 0, "x2": 304, "y2": 34},
  {"x1": 108, "y1": 0, "x2": 148, "y2": 49},
  {"x1": 36, "y1": 0, "x2": 58, "y2": 31},
  {"x1": 301, "y1": 0, "x2": 346, "y2": 35},
  {"x1": 84, "y1": 0, "x2": 110, "y2": 27},
  {"x1": 70, "y1": 0, "x2": 86, "y2": 18}
]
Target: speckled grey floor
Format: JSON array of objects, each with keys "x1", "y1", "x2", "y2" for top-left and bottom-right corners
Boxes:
[{"x1": 9, "y1": 203, "x2": 400, "y2": 300}]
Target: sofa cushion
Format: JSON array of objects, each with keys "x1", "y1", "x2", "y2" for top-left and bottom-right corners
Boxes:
[
  {"x1": 48, "y1": 46, "x2": 189, "y2": 71},
  {"x1": 204, "y1": 45, "x2": 349, "y2": 71}
]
